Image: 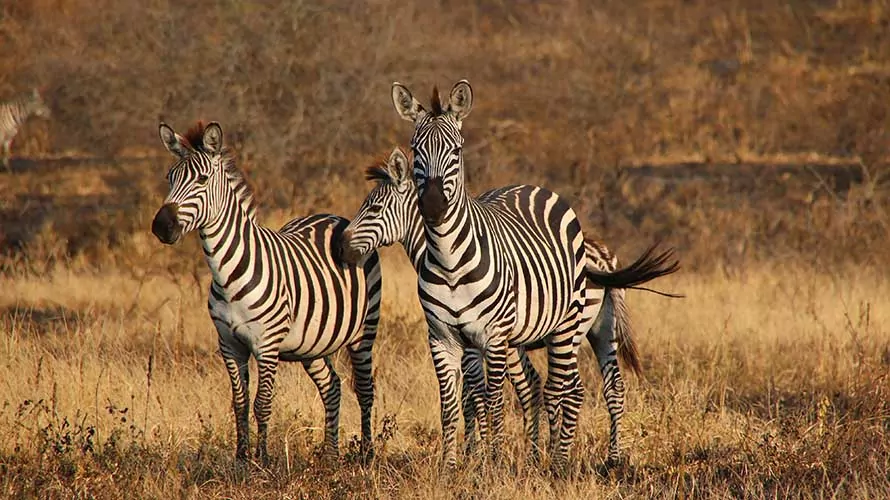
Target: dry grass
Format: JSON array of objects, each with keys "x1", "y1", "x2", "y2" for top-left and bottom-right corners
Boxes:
[
  {"x1": 0, "y1": 255, "x2": 888, "y2": 498},
  {"x1": 1, "y1": 0, "x2": 890, "y2": 498}
]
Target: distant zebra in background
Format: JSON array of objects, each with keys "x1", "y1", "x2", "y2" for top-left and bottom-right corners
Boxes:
[
  {"x1": 341, "y1": 148, "x2": 674, "y2": 466},
  {"x1": 1, "y1": 88, "x2": 51, "y2": 168},
  {"x1": 151, "y1": 121, "x2": 381, "y2": 466},
  {"x1": 388, "y1": 79, "x2": 680, "y2": 470}
]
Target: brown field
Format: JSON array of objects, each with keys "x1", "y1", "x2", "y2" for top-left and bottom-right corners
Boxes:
[{"x1": 1, "y1": 0, "x2": 889, "y2": 498}]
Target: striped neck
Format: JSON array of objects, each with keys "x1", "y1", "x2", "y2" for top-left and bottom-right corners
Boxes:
[
  {"x1": 421, "y1": 180, "x2": 477, "y2": 273},
  {"x1": 199, "y1": 189, "x2": 259, "y2": 291}
]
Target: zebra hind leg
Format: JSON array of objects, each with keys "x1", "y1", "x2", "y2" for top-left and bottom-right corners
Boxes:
[
  {"x1": 506, "y1": 347, "x2": 543, "y2": 465},
  {"x1": 302, "y1": 357, "x2": 342, "y2": 461},
  {"x1": 544, "y1": 326, "x2": 586, "y2": 474},
  {"x1": 588, "y1": 329, "x2": 627, "y2": 466},
  {"x1": 347, "y1": 335, "x2": 376, "y2": 463},
  {"x1": 482, "y1": 336, "x2": 510, "y2": 464}
]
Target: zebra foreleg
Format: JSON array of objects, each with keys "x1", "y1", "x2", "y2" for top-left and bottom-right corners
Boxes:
[
  {"x1": 461, "y1": 348, "x2": 487, "y2": 455},
  {"x1": 428, "y1": 332, "x2": 464, "y2": 469},
  {"x1": 506, "y1": 347, "x2": 543, "y2": 464},
  {"x1": 302, "y1": 357, "x2": 342, "y2": 460},
  {"x1": 347, "y1": 339, "x2": 375, "y2": 462},
  {"x1": 220, "y1": 346, "x2": 251, "y2": 464},
  {"x1": 253, "y1": 350, "x2": 281, "y2": 465}
]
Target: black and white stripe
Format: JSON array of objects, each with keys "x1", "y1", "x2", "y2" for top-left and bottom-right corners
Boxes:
[
  {"x1": 341, "y1": 148, "x2": 670, "y2": 466},
  {"x1": 151, "y1": 122, "x2": 381, "y2": 466},
  {"x1": 0, "y1": 88, "x2": 51, "y2": 168},
  {"x1": 387, "y1": 80, "x2": 678, "y2": 470}
]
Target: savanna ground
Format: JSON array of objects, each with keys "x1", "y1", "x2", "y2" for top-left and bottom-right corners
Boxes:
[{"x1": 1, "y1": 0, "x2": 889, "y2": 498}]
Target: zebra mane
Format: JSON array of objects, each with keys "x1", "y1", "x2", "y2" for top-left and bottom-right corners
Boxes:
[
  {"x1": 364, "y1": 162, "x2": 393, "y2": 184},
  {"x1": 182, "y1": 121, "x2": 258, "y2": 221},
  {"x1": 429, "y1": 86, "x2": 444, "y2": 116},
  {"x1": 182, "y1": 121, "x2": 208, "y2": 151},
  {"x1": 364, "y1": 148, "x2": 410, "y2": 186},
  {"x1": 222, "y1": 156, "x2": 257, "y2": 221}
]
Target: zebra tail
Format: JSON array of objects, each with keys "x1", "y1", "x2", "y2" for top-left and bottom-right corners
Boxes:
[
  {"x1": 610, "y1": 287, "x2": 642, "y2": 377},
  {"x1": 584, "y1": 242, "x2": 681, "y2": 289}
]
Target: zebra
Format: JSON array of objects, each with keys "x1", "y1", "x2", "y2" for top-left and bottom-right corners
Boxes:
[
  {"x1": 387, "y1": 80, "x2": 679, "y2": 470},
  {"x1": 150, "y1": 121, "x2": 381, "y2": 466},
  {"x1": 340, "y1": 148, "x2": 675, "y2": 465},
  {"x1": 1, "y1": 88, "x2": 51, "y2": 169}
]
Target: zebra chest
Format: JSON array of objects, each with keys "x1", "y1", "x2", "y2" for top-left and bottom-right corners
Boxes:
[
  {"x1": 419, "y1": 277, "x2": 515, "y2": 329},
  {"x1": 208, "y1": 290, "x2": 280, "y2": 356}
]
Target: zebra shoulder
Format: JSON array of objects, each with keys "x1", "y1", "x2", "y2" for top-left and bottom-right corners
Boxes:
[{"x1": 279, "y1": 214, "x2": 362, "y2": 265}]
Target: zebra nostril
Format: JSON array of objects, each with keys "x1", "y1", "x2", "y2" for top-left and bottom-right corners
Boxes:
[
  {"x1": 152, "y1": 203, "x2": 182, "y2": 244},
  {"x1": 338, "y1": 230, "x2": 365, "y2": 265},
  {"x1": 419, "y1": 177, "x2": 447, "y2": 224}
]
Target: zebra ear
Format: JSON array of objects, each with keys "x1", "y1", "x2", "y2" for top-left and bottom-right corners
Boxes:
[
  {"x1": 448, "y1": 80, "x2": 473, "y2": 122},
  {"x1": 388, "y1": 147, "x2": 410, "y2": 184},
  {"x1": 159, "y1": 123, "x2": 191, "y2": 158},
  {"x1": 202, "y1": 122, "x2": 224, "y2": 154},
  {"x1": 392, "y1": 82, "x2": 425, "y2": 122}
]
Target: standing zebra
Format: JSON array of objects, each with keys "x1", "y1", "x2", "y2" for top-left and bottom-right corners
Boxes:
[
  {"x1": 389, "y1": 80, "x2": 679, "y2": 469},
  {"x1": 151, "y1": 121, "x2": 381, "y2": 465},
  {"x1": 1, "y1": 88, "x2": 51, "y2": 169},
  {"x1": 340, "y1": 148, "x2": 675, "y2": 465}
]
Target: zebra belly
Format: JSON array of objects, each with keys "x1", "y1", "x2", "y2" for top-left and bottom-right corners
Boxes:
[{"x1": 278, "y1": 317, "x2": 363, "y2": 359}]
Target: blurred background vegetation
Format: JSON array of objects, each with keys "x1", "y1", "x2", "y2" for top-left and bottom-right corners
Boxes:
[{"x1": 0, "y1": 0, "x2": 888, "y2": 272}]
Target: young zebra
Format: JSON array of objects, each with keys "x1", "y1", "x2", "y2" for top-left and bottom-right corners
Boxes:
[
  {"x1": 151, "y1": 121, "x2": 381, "y2": 466},
  {"x1": 0, "y1": 88, "x2": 51, "y2": 168},
  {"x1": 340, "y1": 148, "x2": 671, "y2": 465},
  {"x1": 388, "y1": 80, "x2": 679, "y2": 469}
]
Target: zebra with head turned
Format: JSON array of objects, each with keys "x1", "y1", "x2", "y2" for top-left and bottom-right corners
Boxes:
[
  {"x1": 386, "y1": 80, "x2": 679, "y2": 470},
  {"x1": 1, "y1": 88, "x2": 51, "y2": 168},
  {"x1": 341, "y1": 148, "x2": 675, "y2": 466},
  {"x1": 150, "y1": 121, "x2": 381, "y2": 466}
]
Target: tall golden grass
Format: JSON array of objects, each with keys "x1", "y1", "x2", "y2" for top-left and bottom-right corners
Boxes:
[{"x1": 0, "y1": 254, "x2": 888, "y2": 498}]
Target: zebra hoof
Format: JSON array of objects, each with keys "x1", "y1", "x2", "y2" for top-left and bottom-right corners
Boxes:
[
  {"x1": 359, "y1": 445, "x2": 375, "y2": 466},
  {"x1": 439, "y1": 457, "x2": 459, "y2": 474},
  {"x1": 524, "y1": 448, "x2": 542, "y2": 469},
  {"x1": 549, "y1": 456, "x2": 571, "y2": 478}
]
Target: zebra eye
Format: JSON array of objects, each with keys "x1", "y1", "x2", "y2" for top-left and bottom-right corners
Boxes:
[
  {"x1": 367, "y1": 203, "x2": 383, "y2": 214},
  {"x1": 196, "y1": 174, "x2": 209, "y2": 185}
]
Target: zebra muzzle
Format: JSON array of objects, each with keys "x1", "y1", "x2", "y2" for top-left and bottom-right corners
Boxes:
[
  {"x1": 152, "y1": 203, "x2": 183, "y2": 244},
  {"x1": 338, "y1": 229, "x2": 365, "y2": 265},
  {"x1": 419, "y1": 177, "x2": 448, "y2": 225}
]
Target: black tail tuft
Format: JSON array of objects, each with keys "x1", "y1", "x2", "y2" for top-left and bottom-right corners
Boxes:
[{"x1": 585, "y1": 242, "x2": 681, "y2": 289}]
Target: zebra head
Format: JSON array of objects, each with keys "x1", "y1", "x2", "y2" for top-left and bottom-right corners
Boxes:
[
  {"x1": 152, "y1": 122, "x2": 229, "y2": 245},
  {"x1": 391, "y1": 80, "x2": 473, "y2": 225},
  {"x1": 340, "y1": 147, "x2": 415, "y2": 264},
  {"x1": 28, "y1": 88, "x2": 51, "y2": 118}
]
